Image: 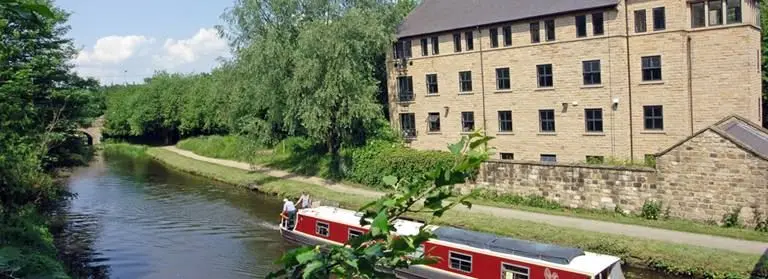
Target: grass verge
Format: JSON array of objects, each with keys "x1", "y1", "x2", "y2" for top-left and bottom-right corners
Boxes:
[
  {"x1": 176, "y1": 136, "x2": 768, "y2": 243},
  {"x1": 132, "y1": 145, "x2": 765, "y2": 279}
]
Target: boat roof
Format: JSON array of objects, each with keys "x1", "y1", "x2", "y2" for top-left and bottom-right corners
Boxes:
[{"x1": 299, "y1": 207, "x2": 620, "y2": 275}]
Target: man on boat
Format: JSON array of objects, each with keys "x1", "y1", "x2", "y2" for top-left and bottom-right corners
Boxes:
[
  {"x1": 296, "y1": 192, "x2": 311, "y2": 209},
  {"x1": 281, "y1": 199, "x2": 297, "y2": 229}
]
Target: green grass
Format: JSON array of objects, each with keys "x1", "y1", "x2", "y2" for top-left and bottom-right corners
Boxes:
[
  {"x1": 175, "y1": 136, "x2": 768, "y2": 244},
  {"x1": 102, "y1": 142, "x2": 149, "y2": 158},
  {"x1": 134, "y1": 146, "x2": 766, "y2": 279}
]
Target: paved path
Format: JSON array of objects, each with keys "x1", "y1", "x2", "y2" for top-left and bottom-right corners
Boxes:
[{"x1": 163, "y1": 146, "x2": 768, "y2": 255}]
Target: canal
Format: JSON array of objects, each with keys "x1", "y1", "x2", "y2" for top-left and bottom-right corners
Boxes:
[{"x1": 55, "y1": 153, "x2": 670, "y2": 279}]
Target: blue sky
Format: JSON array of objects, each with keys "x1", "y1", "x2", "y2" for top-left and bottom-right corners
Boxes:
[{"x1": 57, "y1": 0, "x2": 234, "y2": 84}]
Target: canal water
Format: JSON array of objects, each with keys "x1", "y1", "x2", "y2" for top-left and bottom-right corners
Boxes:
[{"x1": 55, "y1": 153, "x2": 670, "y2": 279}]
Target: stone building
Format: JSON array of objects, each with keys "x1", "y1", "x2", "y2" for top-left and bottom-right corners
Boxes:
[
  {"x1": 387, "y1": 0, "x2": 763, "y2": 163},
  {"x1": 655, "y1": 115, "x2": 768, "y2": 223}
]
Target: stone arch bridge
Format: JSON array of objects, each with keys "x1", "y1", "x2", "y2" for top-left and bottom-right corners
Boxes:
[{"x1": 78, "y1": 116, "x2": 104, "y2": 145}]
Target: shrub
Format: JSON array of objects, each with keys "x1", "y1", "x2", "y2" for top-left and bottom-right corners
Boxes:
[
  {"x1": 640, "y1": 200, "x2": 663, "y2": 220},
  {"x1": 721, "y1": 208, "x2": 742, "y2": 228},
  {"x1": 176, "y1": 135, "x2": 259, "y2": 162},
  {"x1": 474, "y1": 190, "x2": 562, "y2": 210},
  {"x1": 755, "y1": 209, "x2": 768, "y2": 233},
  {"x1": 345, "y1": 140, "x2": 454, "y2": 189}
]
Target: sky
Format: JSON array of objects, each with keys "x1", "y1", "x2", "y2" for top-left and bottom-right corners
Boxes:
[{"x1": 57, "y1": 0, "x2": 234, "y2": 85}]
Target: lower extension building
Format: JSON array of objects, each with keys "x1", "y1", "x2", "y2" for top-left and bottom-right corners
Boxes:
[{"x1": 387, "y1": 0, "x2": 763, "y2": 163}]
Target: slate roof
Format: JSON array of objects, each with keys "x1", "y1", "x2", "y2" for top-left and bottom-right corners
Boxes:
[
  {"x1": 433, "y1": 226, "x2": 585, "y2": 265},
  {"x1": 657, "y1": 115, "x2": 768, "y2": 161},
  {"x1": 396, "y1": 0, "x2": 620, "y2": 38}
]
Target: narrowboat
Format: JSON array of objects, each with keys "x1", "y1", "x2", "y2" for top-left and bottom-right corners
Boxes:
[{"x1": 280, "y1": 206, "x2": 625, "y2": 279}]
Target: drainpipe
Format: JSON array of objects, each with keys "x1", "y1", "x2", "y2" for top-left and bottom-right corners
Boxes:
[
  {"x1": 478, "y1": 26, "x2": 488, "y2": 135},
  {"x1": 623, "y1": 0, "x2": 636, "y2": 161},
  {"x1": 687, "y1": 35, "x2": 694, "y2": 135}
]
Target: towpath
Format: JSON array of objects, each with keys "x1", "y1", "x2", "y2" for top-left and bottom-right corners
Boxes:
[{"x1": 163, "y1": 146, "x2": 768, "y2": 255}]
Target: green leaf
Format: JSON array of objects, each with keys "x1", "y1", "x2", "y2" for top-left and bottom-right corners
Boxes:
[
  {"x1": 296, "y1": 250, "x2": 318, "y2": 264},
  {"x1": 468, "y1": 136, "x2": 494, "y2": 150},
  {"x1": 370, "y1": 211, "x2": 389, "y2": 236},
  {"x1": 382, "y1": 175, "x2": 398, "y2": 186},
  {"x1": 447, "y1": 138, "x2": 466, "y2": 155},
  {"x1": 303, "y1": 261, "x2": 324, "y2": 278},
  {"x1": 21, "y1": 3, "x2": 54, "y2": 19}
]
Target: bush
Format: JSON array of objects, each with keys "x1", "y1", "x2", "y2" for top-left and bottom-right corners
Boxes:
[
  {"x1": 176, "y1": 135, "x2": 259, "y2": 162},
  {"x1": 641, "y1": 200, "x2": 663, "y2": 220},
  {"x1": 346, "y1": 140, "x2": 454, "y2": 188},
  {"x1": 722, "y1": 208, "x2": 742, "y2": 228},
  {"x1": 475, "y1": 190, "x2": 562, "y2": 210}
]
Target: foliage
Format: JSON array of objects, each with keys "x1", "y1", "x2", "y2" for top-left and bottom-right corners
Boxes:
[
  {"x1": 0, "y1": 1, "x2": 100, "y2": 277},
  {"x1": 268, "y1": 132, "x2": 492, "y2": 278},
  {"x1": 640, "y1": 200, "x2": 663, "y2": 220},
  {"x1": 755, "y1": 209, "x2": 768, "y2": 233},
  {"x1": 721, "y1": 208, "x2": 743, "y2": 228},
  {"x1": 177, "y1": 135, "x2": 260, "y2": 163},
  {"x1": 474, "y1": 191, "x2": 562, "y2": 210},
  {"x1": 346, "y1": 140, "x2": 455, "y2": 188}
]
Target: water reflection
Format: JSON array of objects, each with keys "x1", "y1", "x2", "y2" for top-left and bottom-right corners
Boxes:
[{"x1": 55, "y1": 154, "x2": 289, "y2": 279}]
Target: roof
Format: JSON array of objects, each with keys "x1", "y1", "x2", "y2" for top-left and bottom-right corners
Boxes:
[
  {"x1": 298, "y1": 206, "x2": 426, "y2": 236},
  {"x1": 433, "y1": 226, "x2": 585, "y2": 265},
  {"x1": 717, "y1": 117, "x2": 768, "y2": 159},
  {"x1": 657, "y1": 115, "x2": 768, "y2": 161},
  {"x1": 396, "y1": 0, "x2": 619, "y2": 38}
]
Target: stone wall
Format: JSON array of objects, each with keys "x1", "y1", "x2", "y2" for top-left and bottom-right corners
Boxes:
[
  {"x1": 470, "y1": 128, "x2": 768, "y2": 224},
  {"x1": 467, "y1": 161, "x2": 659, "y2": 212},
  {"x1": 656, "y1": 129, "x2": 768, "y2": 224}
]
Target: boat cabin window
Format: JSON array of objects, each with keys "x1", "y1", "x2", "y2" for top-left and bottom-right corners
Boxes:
[
  {"x1": 315, "y1": 221, "x2": 330, "y2": 237},
  {"x1": 348, "y1": 228, "x2": 363, "y2": 240},
  {"x1": 449, "y1": 251, "x2": 472, "y2": 273},
  {"x1": 501, "y1": 263, "x2": 529, "y2": 279}
]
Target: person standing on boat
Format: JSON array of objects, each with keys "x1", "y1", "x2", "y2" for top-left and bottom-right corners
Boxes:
[
  {"x1": 296, "y1": 192, "x2": 311, "y2": 209},
  {"x1": 282, "y1": 199, "x2": 297, "y2": 229}
]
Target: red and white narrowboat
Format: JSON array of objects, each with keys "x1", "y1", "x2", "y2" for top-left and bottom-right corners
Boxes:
[{"x1": 280, "y1": 206, "x2": 625, "y2": 279}]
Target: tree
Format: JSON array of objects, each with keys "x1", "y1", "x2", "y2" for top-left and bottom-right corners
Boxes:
[{"x1": 269, "y1": 132, "x2": 492, "y2": 278}]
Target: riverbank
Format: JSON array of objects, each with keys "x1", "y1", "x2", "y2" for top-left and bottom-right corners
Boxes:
[
  {"x1": 102, "y1": 143, "x2": 767, "y2": 279},
  {"x1": 176, "y1": 135, "x2": 768, "y2": 244}
]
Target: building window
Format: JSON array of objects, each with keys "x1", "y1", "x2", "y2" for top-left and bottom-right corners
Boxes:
[
  {"x1": 490, "y1": 28, "x2": 499, "y2": 48},
  {"x1": 582, "y1": 60, "x2": 601, "y2": 85},
  {"x1": 453, "y1": 33, "x2": 462, "y2": 52},
  {"x1": 426, "y1": 74, "x2": 438, "y2": 95},
  {"x1": 348, "y1": 229, "x2": 363, "y2": 241},
  {"x1": 530, "y1": 22, "x2": 540, "y2": 43},
  {"x1": 459, "y1": 71, "x2": 472, "y2": 92},
  {"x1": 449, "y1": 252, "x2": 472, "y2": 273},
  {"x1": 465, "y1": 31, "x2": 474, "y2": 50},
  {"x1": 431, "y1": 36, "x2": 439, "y2": 55},
  {"x1": 420, "y1": 38, "x2": 428, "y2": 56},
  {"x1": 496, "y1": 68, "x2": 511, "y2": 90},
  {"x1": 691, "y1": 2, "x2": 706, "y2": 28},
  {"x1": 397, "y1": 76, "x2": 413, "y2": 102},
  {"x1": 709, "y1": 0, "x2": 723, "y2": 26},
  {"x1": 500, "y1": 153, "x2": 514, "y2": 160},
  {"x1": 539, "y1": 109, "x2": 555, "y2": 132},
  {"x1": 461, "y1": 112, "x2": 475, "y2": 132},
  {"x1": 576, "y1": 15, "x2": 587, "y2": 37},
  {"x1": 545, "y1": 19, "x2": 556, "y2": 41},
  {"x1": 653, "y1": 7, "x2": 666, "y2": 30},
  {"x1": 503, "y1": 26, "x2": 512, "y2": 46},
  {"x1": 393, "y1": 41, "x2": 410, "y2": 59},
  {"x1": 498, "y1": 110, "x2": 513, "y2": 132},
  {"x1": 727, "y1": 0, "x2": 742, "y2": 24},
  {"x1": 400, "y1": 113, "x2": 416, "y2": 138},
  {"x1": 586, "y1": 156, "x2": 605, "y2": 164},
  {"x1": 643, "y1": 105, "x2": 664, "y2": 130},
  {"x1": 585, "y1": 108, "x2": 603, "y2": 132},
  {"x1": 537, "y1": 64, "x2": 553, "y2": 88},
  {"x1": 316, "y1": 222, "x2": 330, "y2": 237},
  {"x1": 541, "y1": 154, "x2": 557, "y2": 163},
  {"x1": 428, "y1": 112, "x2": 441, "y2": 132},
  {"x1": 593, "y1": 12, "x2": 605, "y2": 35},
  {"x1": 502, "y1": 263, "x2": 530, "y2": 279},
  {"x1": 641, "y1": 56, "x2": 662, "y2": 81},
  {"x1": 634, "y1": 10, "x2": 647, "y2": 33}
]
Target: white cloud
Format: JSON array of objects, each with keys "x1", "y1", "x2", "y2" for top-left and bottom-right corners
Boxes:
[
  {"x1": 72, "y1": 28, "x2": 229, "y2": 84},
  {"x1": 75, "y1": 35, "x2": 152, "y2": 65}
]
